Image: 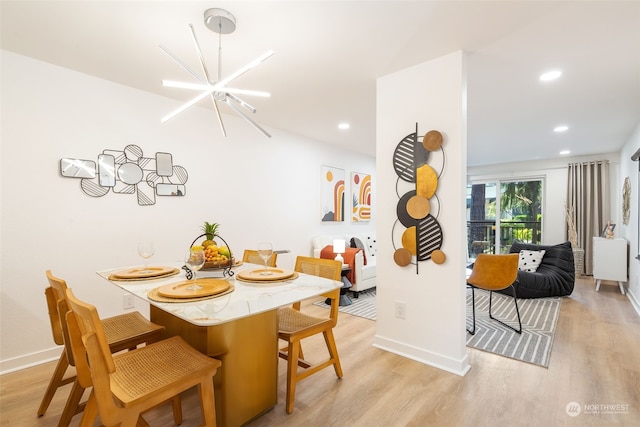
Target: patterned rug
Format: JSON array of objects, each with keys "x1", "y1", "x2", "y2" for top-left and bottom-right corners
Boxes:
[
  {"x1": 466, "y1": 288, "x2": 561, "y2": 368},
  {"x1": 313, "y1": 288, "x2": 376, "y2": 321}
]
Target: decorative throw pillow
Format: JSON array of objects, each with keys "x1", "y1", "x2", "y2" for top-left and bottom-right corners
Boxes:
[
  {"x1": 350, "y1": 237, "x2": 367, "y2": 265},
  {"x1": 350, "y1": 237, "x2": 364, "y2": 250},
  {"x1": 366, "y1": 236, "x2": 377, "y2": 258},
  {"x1": 518, "y1": 249, "x2": 546, "y2": 272}
]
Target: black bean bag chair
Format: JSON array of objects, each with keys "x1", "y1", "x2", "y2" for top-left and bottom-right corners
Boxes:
[{"x1": 500, "y1": 240, "x2": 575, "y2": 299}]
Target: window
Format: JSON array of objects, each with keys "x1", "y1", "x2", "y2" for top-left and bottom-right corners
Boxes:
[{"x1": 467, "y1": 179, "x2": 543, "y2": 259}]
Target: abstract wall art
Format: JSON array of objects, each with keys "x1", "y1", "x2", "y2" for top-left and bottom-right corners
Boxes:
[
  {"x1": 351, "y1": 172, "x2": 371, "y2": 222},
  {"x1": 392, "y1": 124, "x2": 446, "y2": 272},
  {"x1": 321, "y1": 165, "x2": 345, "y2": 222},
  {"x1": 59, "y1": 144, "x2": 188, "y2": 206}
]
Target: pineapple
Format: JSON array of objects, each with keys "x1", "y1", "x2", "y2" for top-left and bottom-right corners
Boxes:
[{"x1": 200, "y1": 222, "x2": 219, "y2": 248}]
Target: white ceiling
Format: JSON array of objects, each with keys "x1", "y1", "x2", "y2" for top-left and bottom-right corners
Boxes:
[{"x1": 2, "y1": 1, "x2": 639, "y2": 166}]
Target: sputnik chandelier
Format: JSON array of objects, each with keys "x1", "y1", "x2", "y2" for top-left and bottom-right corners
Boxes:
[{"x1": 160, "y1": 8, "x2": 273, "y2": 137}]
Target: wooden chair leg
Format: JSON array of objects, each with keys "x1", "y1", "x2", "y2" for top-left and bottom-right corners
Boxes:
[
  {"x1": 323, "y1": 330, "x2": 343, "y2": 378},
  {"x1": 286, "y1": 341, "x2": 301, "y2": 414},
  {"x1": 136, "y1": 416, "x2": 151, "y2": 427},
  {"x1": 57, "y1": 379, "x2": 85, "y2": 427},
  {"x1": 78, "y1": 392, "x2": 99, "y2": 427},
  {"x1": 199, "y1": 380, "x2": 217, "y2": 426},
  {"x1": 171, "y1": 395, "x2": 183, "y2": 426},
  {"x1": 120, "y1": 413, "x2": 140, "y2": 427},
  {"x1": 37, "y1": 351, "x2": 73, "y2": 416}
]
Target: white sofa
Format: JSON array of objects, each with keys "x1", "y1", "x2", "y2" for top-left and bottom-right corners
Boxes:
[{"x1": 312, "y1": 232, "x2": 377, "y2": 296}]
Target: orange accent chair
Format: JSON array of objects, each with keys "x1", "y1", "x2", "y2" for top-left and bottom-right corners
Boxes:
[{"x1": 467, "y1": 253, "x2": 522, "y2": 335}]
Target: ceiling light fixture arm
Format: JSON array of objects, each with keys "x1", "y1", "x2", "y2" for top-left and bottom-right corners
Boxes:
[
  {"x1": 227, "y1": 93, "x2": 257, "y2": 114},
  {"x1": 188, "y1": 23, "x2": 225, "y2": 136},
  {"x1": 160, "y1": 8, "x2": 272, "y2": 138},
  {"x1": 224, "y1": 98, "x2": 272, "y2": 138},
  {"x1": 159, "y1": 44, "x2": 207, "y2": 84}
]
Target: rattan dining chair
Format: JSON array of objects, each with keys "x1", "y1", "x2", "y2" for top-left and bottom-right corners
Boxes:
[
  {"x1": 242, "y1": 249, "x2": 278, "y2": 267},
  {"x1": 466, "y1": 253, "x2": 522, "y2": 335},
  {"x1": 278, "y1": 256, "x2": 343, "y2": 414},
  {"x1": 39, "y1": 270, "x2": 166, "y2": 426},
  {"x1": 64, "y1": 288, "x2": 221, "y2": 427}
]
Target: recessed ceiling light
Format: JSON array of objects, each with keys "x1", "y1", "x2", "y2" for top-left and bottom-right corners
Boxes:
[
  {"x1": 560, "y1": 150, "x2": 571, "y2": 155},
  {"x1": 540, "y1": 70, "x2": 562, "y2": 81},
  {"x1": 338, "y1": 122, "x2": 350, "y2": 130},
  {"x1": 554, "y1": 125, "x2": 569, "y2": 132}
]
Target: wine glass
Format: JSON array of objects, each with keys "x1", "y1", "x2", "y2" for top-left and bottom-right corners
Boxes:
[
  {"x1": 257, "y1": 242, "x2": 273, "y2": 275},
  {"x1": 185, "y1": 247, "x2": 206, "y2": 290},
  {"x1": 137, "y1": 242, "x2": 155, "y2": 273}
]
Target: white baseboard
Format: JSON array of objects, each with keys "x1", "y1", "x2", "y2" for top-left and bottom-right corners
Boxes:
[
  {"x1": 373, "y1": 334, "x2": 471, "y2": 377},
  {"x1": 627, "y1": 289, "x2": 640, "y2": 317},
  {"x1": 0, "y1": 347, "x2": 61, "y2": 376}
]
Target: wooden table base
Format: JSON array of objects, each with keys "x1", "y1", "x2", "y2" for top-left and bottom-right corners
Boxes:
[{"x1": 151, "y1": 307, "x2": 278, "y2": 426}]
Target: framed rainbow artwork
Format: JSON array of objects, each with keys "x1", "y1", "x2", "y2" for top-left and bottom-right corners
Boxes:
[
  {"x1": 321, "y1": 166, "x2": 345, "y2": 222},
  {"x1": 351, "y1": 172, "x2": 371, "y2": 221}
]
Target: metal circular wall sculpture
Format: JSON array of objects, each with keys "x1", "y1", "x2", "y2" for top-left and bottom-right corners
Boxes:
[
  {"x1": 392, "y1": 123, "x2": 446, "y2": 273},
  {"x1": 59, "y1": 145, "x2": 189, "y2": 206}
]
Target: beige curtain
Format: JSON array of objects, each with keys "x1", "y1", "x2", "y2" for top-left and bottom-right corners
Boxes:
[{"x1": 567, "y1": 161, "x2": 610, "y2": 275}]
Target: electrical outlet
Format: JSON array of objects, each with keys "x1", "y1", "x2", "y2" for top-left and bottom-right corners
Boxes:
[
  {"x1": 123, "y1": 294, "x2": 135, "y2": 310},
  {"x1": 395, "y1": 301, "x2": 406, "y2": 319}
]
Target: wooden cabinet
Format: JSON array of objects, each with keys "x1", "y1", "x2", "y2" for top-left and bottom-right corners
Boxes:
[{"x1": 592, "y1": 237, "x2": 628, "y2": 294}]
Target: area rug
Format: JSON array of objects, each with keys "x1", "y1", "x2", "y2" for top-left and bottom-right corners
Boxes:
[
  {"x1": 466, "y1": 288, "x2": 561, "y2": 368},
  {"x1": 313, "y1": 288, "x2": 376, "y2": 321}
]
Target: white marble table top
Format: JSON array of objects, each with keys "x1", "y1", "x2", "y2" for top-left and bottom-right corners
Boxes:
[{"x1": 97, "y1": 262, "x2": 341, "y2": 327}]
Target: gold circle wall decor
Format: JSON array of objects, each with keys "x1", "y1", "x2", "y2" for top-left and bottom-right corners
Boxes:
[
  {"x1": 623, "y1": 176, "x2": 631, "y2": 225},
  {"x1": 423, "y1": 130, "x2": 443, "y2": 151},
  {"x1": 393, "y1": 248, "x2": 413, "y2": 266},
  {"x1": 431, "y1": 249, "x2": 446, "y2": 265}
]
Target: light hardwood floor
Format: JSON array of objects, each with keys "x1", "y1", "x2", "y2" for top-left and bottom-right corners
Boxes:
[{"x1": 1, "y1": 277, "x2": 638, "y2": 427}]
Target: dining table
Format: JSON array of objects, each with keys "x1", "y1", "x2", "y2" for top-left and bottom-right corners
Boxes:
[{"x1": 97, "y1": 260, "x2": 341, "y2": 427}]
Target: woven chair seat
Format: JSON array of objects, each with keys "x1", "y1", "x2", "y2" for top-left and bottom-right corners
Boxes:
[
  {"x1": 111, "y1": 336, "x2": 218, "y2": 403},
  {"x1": 102, "y1": 312, "x2": 165, "y2": 352},
  {"x1": 278, "y1": 307, "x2": 326, "y2": 333}
]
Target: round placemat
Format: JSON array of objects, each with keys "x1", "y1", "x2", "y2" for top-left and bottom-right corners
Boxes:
[
  {"x1": 157, "y1": 278, "x2": 230, "y2": 298},
  {"x1": 237, "y1": 268, "x2": 295, "y2": 282},
  {"x1": 147, "y1": 284, "x2": 235, "y2": 303},
  {"x1": 236, "y1": 272, "x2": 299, "y2": 285},
  {"x1": 108, "y1": 268, "x2": 180, "y2": 281}
]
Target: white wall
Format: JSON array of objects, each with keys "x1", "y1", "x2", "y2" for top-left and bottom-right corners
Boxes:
[
  {"x1": 374, "y1": 51, "x2": 469, "y2": 375},
  {"x1": 618, "y1": 123, "x2": 640, "y2": 313},
  {"x1": 0, "y1": 50, "x2": 376, "y2": 373}
]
